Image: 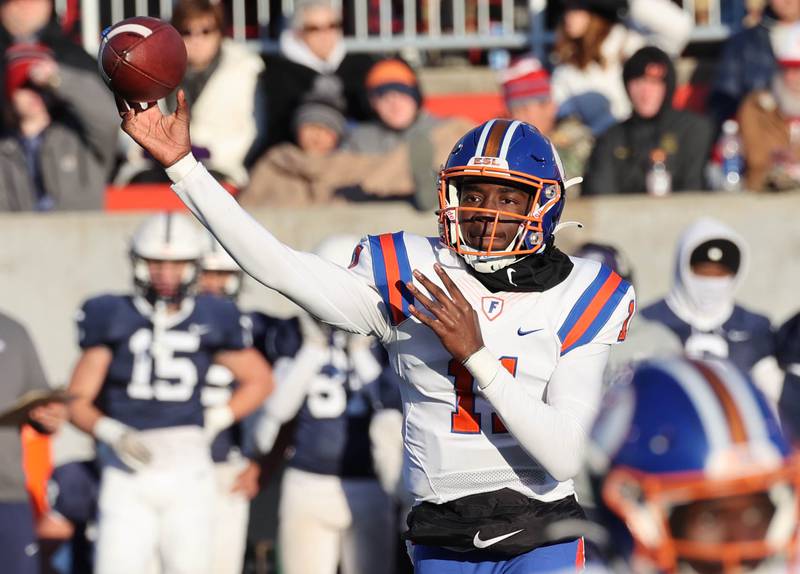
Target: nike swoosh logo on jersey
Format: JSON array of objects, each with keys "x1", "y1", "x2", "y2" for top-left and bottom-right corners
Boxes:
[
  {"x1": 473, "y1": 529, "x2": 524, "y2": 549},
  {"x1": 517, "y1": 327, "x2": 543, "y2": 336}
]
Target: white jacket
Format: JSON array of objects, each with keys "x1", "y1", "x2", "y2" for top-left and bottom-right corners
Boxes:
[
  {"x1": 189, "y1": 40, "x2": 265, "y2": 187},
  {"x1": 551, "y1": 0, "x2": 693, "y2": 122}
]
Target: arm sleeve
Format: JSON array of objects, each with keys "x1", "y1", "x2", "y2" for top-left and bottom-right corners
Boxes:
[
  {"x1": 55, "y1": 66, "x2": 119, "y2": 169},
  {"x1": 581, "y1": 134, "x2": 619, "y2": 196},
  {"x1": 478, "y1": 343, "x2": 609, "y2": 482},
  {"x1": 171, "y1": 163, "x2": 391, "y2": 340}
]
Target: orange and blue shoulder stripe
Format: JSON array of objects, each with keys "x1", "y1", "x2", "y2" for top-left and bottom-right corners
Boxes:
[
  {"x1": 558, "y1": 265, "x2": 631, "y2": 356},
  {"x1": 369, "y1": 232, "x2": 414, "y2": 326}
]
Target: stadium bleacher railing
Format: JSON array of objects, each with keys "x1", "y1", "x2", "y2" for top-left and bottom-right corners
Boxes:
[{"x1": 74, "y1": 0, "x2": 736, "y2": 59}]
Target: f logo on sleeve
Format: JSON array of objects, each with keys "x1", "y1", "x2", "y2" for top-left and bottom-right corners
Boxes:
[{"x1": 482, "y1": 297, "x2": 504, "y2": 321}]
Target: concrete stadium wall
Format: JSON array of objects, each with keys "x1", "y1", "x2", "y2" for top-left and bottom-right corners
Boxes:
[{"x1": 2, "y1": 193, "x2": 798, "y2": 459}]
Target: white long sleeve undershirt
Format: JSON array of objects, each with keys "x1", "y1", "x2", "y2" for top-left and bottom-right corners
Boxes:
[{"x1": 169, "y1": 158, "x2": 391, "y2": 341}]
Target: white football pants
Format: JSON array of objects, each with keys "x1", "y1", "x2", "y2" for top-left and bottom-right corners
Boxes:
[
  {"x1": 278, "y1": 467, "x2": 396, "y2": 574},
  {"x1": 95, "y1": 426, "x2": 215, "y2": 574},
  {"x1": 209, "y1": 457, "x2": 251, "y2": 574}
]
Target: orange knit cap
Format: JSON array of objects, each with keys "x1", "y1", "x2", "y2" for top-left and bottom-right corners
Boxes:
[{"x1": 365, "y1": 59, "x2": 418, "y2": 91}]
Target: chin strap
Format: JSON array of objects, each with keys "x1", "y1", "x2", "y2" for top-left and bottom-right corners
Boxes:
[{"x1": 554, "y1": 221, "x2": 584, "y2": 234}]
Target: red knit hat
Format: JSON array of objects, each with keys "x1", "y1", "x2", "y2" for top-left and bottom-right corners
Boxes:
[
  {"x1": 5, "y1": 43, "x2": 54, "y2": 99},
  {"x1": 500, "y1": 56, "x2": 551, "y2": 108}
]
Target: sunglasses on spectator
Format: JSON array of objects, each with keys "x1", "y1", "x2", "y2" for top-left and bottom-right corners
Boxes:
[
  {"x1": 302, "y1": 21, "x2": 342, "y2": 33},
  {"x1": 179, "y1": 26, "x2": 219, "y2": 38}
]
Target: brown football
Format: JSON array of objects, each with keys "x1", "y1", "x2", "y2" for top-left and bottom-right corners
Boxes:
[{"x1": 98, "y1": 16, "x2": 187, "y2": 103}]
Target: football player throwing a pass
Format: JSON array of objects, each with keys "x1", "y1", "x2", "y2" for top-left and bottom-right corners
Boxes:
[
  {"x1": 119, "y1": 93, "x2": 635, "y2": 573},
  {"x1": 67, "y1": 213, "x2": 272, "y2": 574}
]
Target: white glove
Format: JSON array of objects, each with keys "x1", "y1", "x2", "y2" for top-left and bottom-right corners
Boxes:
[
  {"x1": 93, "y1": 417, "x2": 152, "y2": 471},
  {"x1": 204, "y1": 405, "x2": 234, "y2": 442}
]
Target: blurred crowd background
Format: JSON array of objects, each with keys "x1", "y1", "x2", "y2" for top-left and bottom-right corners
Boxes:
[{"x1": 2, "y1": 0, "x2": 800, "y2": 573}]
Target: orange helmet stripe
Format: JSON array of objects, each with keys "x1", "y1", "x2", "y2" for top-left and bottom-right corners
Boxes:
[
  {"x1": 483, "y1": 118, "x2": 512, "y2": 157},
  {"x1": 692, "y1": 360, "x2": 748, "y2": 444}
]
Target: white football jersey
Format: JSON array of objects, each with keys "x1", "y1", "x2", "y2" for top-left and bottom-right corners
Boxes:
[{"x1": 349, "y1": 232, "x2": 635, "y2": 505}]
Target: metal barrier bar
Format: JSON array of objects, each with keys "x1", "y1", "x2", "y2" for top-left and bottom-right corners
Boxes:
[{"x1": 79, "y1": 0, "x2": 736, "y2": 57}]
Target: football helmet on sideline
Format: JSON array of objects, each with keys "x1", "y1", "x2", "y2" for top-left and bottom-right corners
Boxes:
[{"x1": 588, "y1": 357, "x2": 800, "y2": 574}]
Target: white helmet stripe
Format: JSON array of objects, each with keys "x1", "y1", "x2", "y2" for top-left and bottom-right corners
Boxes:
[
  {"x1": 475, "y1": 119, "x2": 496, "y2": 157},
  {"x1": 498, "y1": 120, "x2": 521, "y2": 161},
  {"x1": 656, "y1": 358, "x2": 731, "y2": 451}
]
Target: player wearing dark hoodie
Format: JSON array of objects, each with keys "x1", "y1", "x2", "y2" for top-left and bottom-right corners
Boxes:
[{"x1": 581, "y1": 46, "x2": 715, "y2": 195}]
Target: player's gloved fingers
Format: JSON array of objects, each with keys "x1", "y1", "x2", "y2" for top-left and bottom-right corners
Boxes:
[
  {"x1": 118, "y1": 434, "x2": 152, "y2": 468},
  {"x1": 114, "y1": 94, "x2": 133, "y2": 117}
]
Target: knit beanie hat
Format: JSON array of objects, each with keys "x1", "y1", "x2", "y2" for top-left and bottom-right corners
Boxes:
[
  {"x1": 500, "y1": 56, "x2": 551, "y2": 109},
  {"x1": 5, "y1": 43, "x2": 54, "y2": 99},
  {"x1": 293, "y1": 75, "x2": 347, "y2": 139},
  {"x1": 365, "y1": 58, "x2": 422, "y2": 105}
]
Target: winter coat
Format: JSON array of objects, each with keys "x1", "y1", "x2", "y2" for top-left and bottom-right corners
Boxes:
[
  {"x1": 709, "y1": 14, "x2": 777, "y2": 127},
  {"x1": 180, "y1": 40, "x2": 265, "y2": 187},
  {"x1": 0, "y1": 66, "x2": 118, "y2": 211},
  {"x1": 737, "y1": 90, "x2": 800, "y2": 191},
  {"x1": 240, "y1": 143, "x2": 413, "y2": 207},
  {"x1": 344, "y1": 112, "x2": 474, "y2": 209}
]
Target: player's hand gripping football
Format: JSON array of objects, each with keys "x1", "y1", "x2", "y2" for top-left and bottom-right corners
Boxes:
[
  {"x1": 406, "y1": 264, "x2": 484, "y2": 363},
  {"x1": 119, "y1": 89, "x2": 192, "y2": 169}
]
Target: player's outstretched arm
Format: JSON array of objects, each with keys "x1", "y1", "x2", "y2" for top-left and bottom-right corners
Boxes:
[{"x1": 120, "y1": 92, "x2": 390, "y2": 340}]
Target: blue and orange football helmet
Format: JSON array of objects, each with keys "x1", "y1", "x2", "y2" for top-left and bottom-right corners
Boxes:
[
  {"x1": 438, "y1": 119, "x2": 574, "y2": 273},
  {"x1": 589, "y1": 357, "x2": 800, "y2": 573}
]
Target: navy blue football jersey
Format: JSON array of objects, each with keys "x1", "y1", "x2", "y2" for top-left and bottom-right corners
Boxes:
[
  {"x1": 77, "y1": 294, "x2": 247, "y2": 430},
  {"x1": 253, "y1": 312, "x2": 401, "y2": 478},
  {"x1": 641, "y1": 300, "x2": 776, "y2": 375}
]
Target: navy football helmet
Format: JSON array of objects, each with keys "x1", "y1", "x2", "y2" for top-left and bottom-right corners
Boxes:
[
  {"x1": 589, "y1": 357, "x2": 800, "y2": 573},
  {"x1": 438, "y1": 119, "x2": 569, "y2": 273}
]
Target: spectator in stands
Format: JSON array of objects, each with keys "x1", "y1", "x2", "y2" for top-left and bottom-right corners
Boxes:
[
  {"x1": 551, "y1": 0, "x2": 692, "y2": 130},
  {"x1": 500, "y1": 55, "x2": 593, "y2": 189},
  {"x1": 582, "y1": 46, "x2": 714, "y2": 195},
  {"x1": 345, "y1": 58, "x2": 472, "y2": 209},
  {"x1": 709, "y1": 0, "x2": 800, "y2": 127},
  {"x1": 641, "y1": 217, "x2": 784, "y2": 405},
  {"x1": 260, "y1": 0, "x2": 374, "y2": 150},
  {"x1": 242, "y1": 76, "x2": 413, "y2": 207},
  {"x1": 0, "y1": 0, "x2": 97, "y2": 130},
  {"x1": 240, "y1": 77, "x2": 422, "y2": 207},
  {"x1": 0, "y1": 44, "x2": 118, "y2": 211},
  {"x1": 167, "y1": 0, "x2": 264, "y2": 187},
  {"x1": 738, "y1": 23, "x2": 800, "y2": 191},
  {"x1": 777, "y1": 311, "x2": 800, "y2": 441},
  {"x1": 0, "y1": 309, "x2": 68, "y2": 574}
]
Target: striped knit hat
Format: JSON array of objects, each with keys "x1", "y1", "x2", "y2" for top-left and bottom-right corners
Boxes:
[{"x1": 500, "y1": 56, "x2": 551, "y2": 109}]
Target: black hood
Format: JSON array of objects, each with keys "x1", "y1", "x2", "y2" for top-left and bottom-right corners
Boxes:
[{"x1": 622, "y1": 46, "x2": 676, "y2": 120}]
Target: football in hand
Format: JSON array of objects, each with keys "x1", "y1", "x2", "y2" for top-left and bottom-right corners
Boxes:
[{"x1": 98, "y1": 16, "x2": 187, "y2": 103}]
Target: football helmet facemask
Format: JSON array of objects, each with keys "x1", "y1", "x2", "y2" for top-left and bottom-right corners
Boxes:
[
  {"x1": 438, "y1": 119, "x2": 573, "y2": 273},
  {"x1": 589, "y1": 357, "x2": 800, "y2": 574},
  {"x1": 129, "y1": 212, "x2": 201, "y2": 305}
]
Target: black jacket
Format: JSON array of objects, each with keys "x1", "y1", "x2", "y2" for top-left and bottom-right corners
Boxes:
[
  {"x1": 260, "y1": 52, "x2": 375, "y2": 151},
  {"x1": 582, "y1": 107, "x2": 715, "y2": 195}
]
